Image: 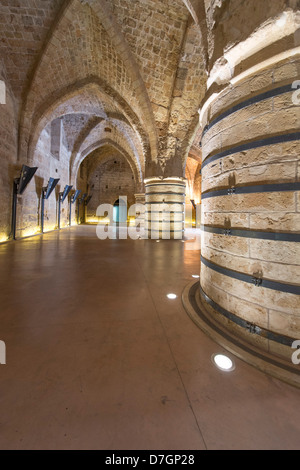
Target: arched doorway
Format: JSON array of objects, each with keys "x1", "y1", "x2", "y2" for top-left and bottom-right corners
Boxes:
[
  {"x1": 113, "y1": 198, "x2": 127, "y2": 225},
  {"x1": 113, "y1": 199, "x2": 120, "y2": 223}
]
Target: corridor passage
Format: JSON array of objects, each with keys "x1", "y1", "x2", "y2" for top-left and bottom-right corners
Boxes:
[{"x1": 0, "y1": 226, "x2": 299, "y2": 450}]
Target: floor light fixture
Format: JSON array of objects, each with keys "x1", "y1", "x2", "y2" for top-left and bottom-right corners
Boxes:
[{"x1": 212, "y1": 354, "x2": 235, "y2": 372}]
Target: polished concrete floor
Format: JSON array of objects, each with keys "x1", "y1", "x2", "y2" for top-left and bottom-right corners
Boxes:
[{"x1": 0, "y1": 225, "x2": 299, "y2": 450}]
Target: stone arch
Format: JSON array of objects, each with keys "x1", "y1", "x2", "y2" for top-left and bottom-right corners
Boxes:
[
  {"x1": 81, "y1": 0, "x2": 158, "y2": 161},
  {"x1": 181, "y1": 115, "x2": 202, "y2": 171},
  {"x1": 181, "y1": 0, "x2": 209, "y2": 67},
  {"x1": 71, "y1": 120, "x2": 144, "y2": 186},
  {"x1": 19, "y1": 0, "x2": 157, "y2": 167},
  {"x1": 74, "y1": 138, "x2": 142, "y2": 191},
  {"x1": 25, "y1": 78, "x2": 151, "y2": 169}
]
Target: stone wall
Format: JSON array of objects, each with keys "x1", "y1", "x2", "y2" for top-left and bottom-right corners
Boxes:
[
  {"x1": 79, "y1": 149, "x2": 136, "y2": 220},
  {"x1": 0, "y1": 70, "x2": 18, "y2": 241},
  {"x1": 15, "y1": 120, "x2": 72, "y2": 237},
  {"x1": 185, "y1": 157, "x2": 201, "y2": 204}
]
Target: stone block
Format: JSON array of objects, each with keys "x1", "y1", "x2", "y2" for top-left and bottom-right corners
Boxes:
[
  {"x1": 202, "y1": 244, "x2": 300, "y2": 284},
  {"x1": 201, "y1": 264, "x2": 300, "y2": 314},
  {"x1": 269, "y1": 308, "x2": 300, "y2": 339},
  {"x1": 250, "y1": 239, "x2": 300, "y2": 265},
  {"x1": 202, "y1": 211, "x2": 250, "y2": 228},
  {"x1": 202, "y1": 192, "x2": 296, "y2": 213},
  {"x1": 250, "y1": 212, "x2": 300, "y2": 232},
  {"x1": 203, "y1": 231, "x2": 250, "y2": 257}
]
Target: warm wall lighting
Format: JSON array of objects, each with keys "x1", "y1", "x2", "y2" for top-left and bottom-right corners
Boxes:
[
  {"x1": 43, "y1": 225, "x2": 57, "y2": 233},
  {"x1": 22, "y1": 227, "x2": 40, "y2": 239},
  {"x1": 87, "y1": 217, "x2": 100, "y2": 224},
  {"x1": 86, "y1": 217, "x2": 111, "y2": 224}
]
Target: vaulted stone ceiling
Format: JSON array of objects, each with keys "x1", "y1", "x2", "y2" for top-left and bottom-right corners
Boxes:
[
  {"x1": 0, "y1": 0, "x2": 297, "y2": 181},
  {"x1": 0, "y1": 0, "x2": 208, "y2": 180},
  {"x1": 0, "y1": 0, "x2": 65, "y2": 103}
]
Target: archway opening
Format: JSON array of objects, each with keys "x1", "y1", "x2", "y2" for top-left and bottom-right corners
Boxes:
[{"x1": 77, "y1": 146, "x2": 136, "y2": 225}]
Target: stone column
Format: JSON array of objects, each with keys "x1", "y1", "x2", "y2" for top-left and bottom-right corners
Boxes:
[
  {"x1": 144, "y1": 177, "x2": 186, "y2": 239},
  {"x1": 134, "y1": 193, "x2": 145, "y2": 205},
  {"x1": 199, "y1": 53, "x2": 300, "y2": 363}
]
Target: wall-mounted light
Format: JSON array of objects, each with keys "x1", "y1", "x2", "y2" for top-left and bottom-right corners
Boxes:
[
  {"x1": 60, "y1": 185, "x2": 73, "y2": 204},
  {"x1": 17, "y1": 165, "x2": 38, "y2": 195},
  {"x1": 71, "y1": 190, "x2": 82, "y2": 204},
  {"x1": 44, "y1": 177, "x2": 60, "y2": 200},
  {"x1": 41, "y1": 177, "x2": 60, "y2": 233},
  {"x1": 58, "y1": 185, "x2": 73, "y2": 229},
  {"x1": 190, "y1": 200, "x2": 196, "y2": 210},
  {"x1": 11, "y1": 165, "x2": 38, "y2": 240},
  {"x1": 85, "y1": 195, "x2": 92, "y2": 205},
  {"x1": 69, "y1": 190, "x2": 81, "y2": 227}
]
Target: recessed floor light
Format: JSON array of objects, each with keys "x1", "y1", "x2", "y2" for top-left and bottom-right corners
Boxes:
[
  {"x1": 167, "y1": 293, "x2": 177, "y2": 300},
  {"x1": 212, "y1": 354, "x2": 235, "y2": 372},
  {"x1": 192, "y1": 275, "x2": 200, "y2": 279}
]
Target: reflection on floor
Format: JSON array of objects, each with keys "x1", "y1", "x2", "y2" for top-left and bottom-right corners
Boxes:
[{"x1": 0, "y1": 226, "x2": 299, "y2": 450}]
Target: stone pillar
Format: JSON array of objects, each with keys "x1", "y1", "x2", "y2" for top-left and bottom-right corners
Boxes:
[
  {"x1": 134, "y1": 193, "x2": 145, "y2": 205},
  {"x1": 144, "y1": 177, "x2": 186, "y2": 239},
  {"x1": 200, "y1": 54, "x2": 300, "y2": 363}
]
